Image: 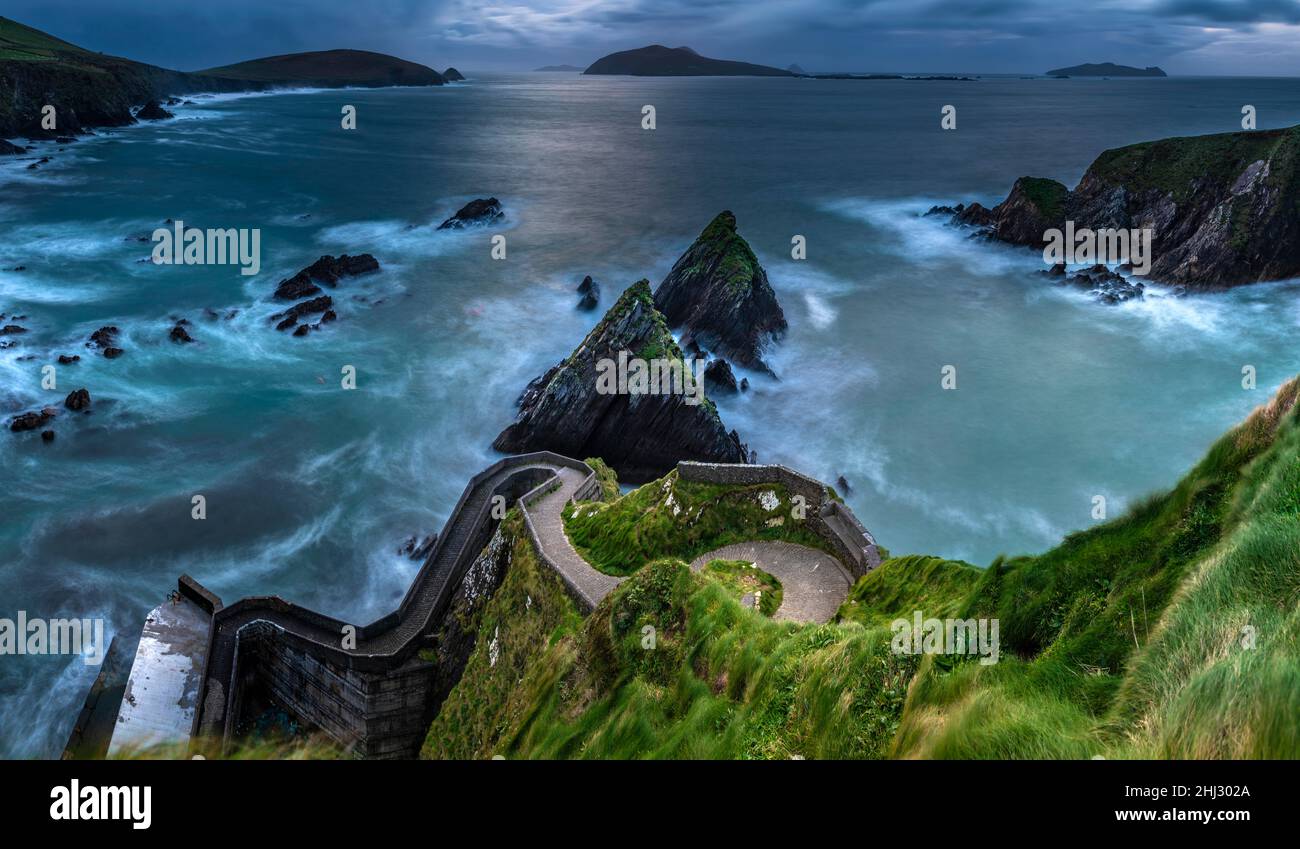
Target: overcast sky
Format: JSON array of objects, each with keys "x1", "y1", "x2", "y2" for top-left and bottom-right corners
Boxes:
[{"x1": 8, "y1": 0, "x2": 1300, "y2": 75}]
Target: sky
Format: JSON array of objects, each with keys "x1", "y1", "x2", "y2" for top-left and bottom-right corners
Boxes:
[{"x1": 7, "y1": 0, "x2": 1300, "y2": 75}]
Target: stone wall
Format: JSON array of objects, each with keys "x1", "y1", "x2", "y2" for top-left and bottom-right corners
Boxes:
[{"x1": 676, "y1": 461, "x2": 881, "y2": 577}]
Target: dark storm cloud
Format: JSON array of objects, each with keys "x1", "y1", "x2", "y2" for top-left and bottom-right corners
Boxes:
[
  {"x1": 1158, "y1": 0, "x2": 1300, "y2": 24},
  {"x1": 4, "y1": 0, "x2": 1300, "y2": 74}
]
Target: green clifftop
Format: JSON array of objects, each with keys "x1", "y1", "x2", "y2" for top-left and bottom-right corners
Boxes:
[{"x1": 433, "y1": 377, "x2": 1300, "y2": 759}]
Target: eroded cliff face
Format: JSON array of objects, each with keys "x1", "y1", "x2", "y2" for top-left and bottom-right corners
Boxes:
[
  {"x1": 653, "y1": 211, "x2": 787, "y2": 373},
  {"x1": 959, "y1": 126, "x2": 1300, "y2": 288},
  {"x1": 492, "y1": 281, "x2": 748, "y2": 483}
]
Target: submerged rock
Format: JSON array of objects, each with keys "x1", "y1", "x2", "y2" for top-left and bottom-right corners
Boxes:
[
  {"x1": 437, "y1": 198, "x2": 504, "y2": 230},
  {"x1": 169, "y1": 322, "x2": 195, "y2": 343},
  {"x1": 653, "y1": 211, "x2": 787, "y2": 374},
  {"x1": 136, "y1": 100, "x2": 174, "y2": 120},
  {"x1": 10, "y1": 408, "x2": 55, "y2": 432},
  {"x1": 576, "y1": 275, "x2": 601, "y2": 310},
  {"x1": 492, "y1": 281, "x2": 749, "y2": 483},
  {"x1": 273, "y1": 296, "x2": 334, "y2": 331},
  {"x1": 87, "y1": 326, "x2": 123, "y2": 357},
  {"x1": 65, "y1": 388, "x2": 91, "y2": 411},
  {"x1": 703, "y1": 358, "x2": 739, "y2": 395}
]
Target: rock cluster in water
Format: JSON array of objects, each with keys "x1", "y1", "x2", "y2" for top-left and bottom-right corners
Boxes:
[{"x1": 437, "y1": 198, "x2": 504, "y2": 230}]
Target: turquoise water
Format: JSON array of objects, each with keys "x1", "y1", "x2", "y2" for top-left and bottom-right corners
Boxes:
[{"x1": 3, "y1": 74, "x2": 1300, "y2": 756}]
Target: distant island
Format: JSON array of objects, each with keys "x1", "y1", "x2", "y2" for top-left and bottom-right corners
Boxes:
[
  {"x1": 535, "y1": 64, "x2": 583, "y2": 72},
  {"x1": 787, "y1": 63, "x2": 806, "y2": 75},
  {"x1": 584, "y1": 45, "x2": 793, "y2": 76},
  {"x1": 201, "y1": 49, "x2": 444, "y2": 86},
  {"x1": 0, "y1": 15, "x2": 446, "y2": 138},
  {"x1": 1046, "y1": 62, "x2": 1167, "y2": 77}
]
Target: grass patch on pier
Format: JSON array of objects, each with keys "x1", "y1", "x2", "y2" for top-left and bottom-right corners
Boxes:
[
  {"x1": 702, "y1": 558, "x2": 783, "y2": 617},
  {"x1": 563, "y1": 470, "x2": 834, "y2": 577}
]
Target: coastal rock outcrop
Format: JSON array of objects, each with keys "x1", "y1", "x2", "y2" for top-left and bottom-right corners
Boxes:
[
  {"x1": 945, "y1": 125, "x2": 1300, "y2": 288},
  {"x1": 273, "y1": 254, "x2": 379, "y2": 300},
  {"x1": 703, "y1": 358, "x2": 739, "y2": 394},
  {"x1": 443, "y1": 67, "x2": 465, "y2": 81},
  {"x1": 135, "y1": 100, "x2": 174, "y2": 120},
  {"x1": 492, "y1": 281, "x2": 749, "y2": 482},
  {"x1": 653, "y1": 211, "x2": 787, "y2": 373},
  {"x1": 87, "y1": 326, "x2": 123, "y2": 358},
  {"x1": 437, "y1": 198, "x2": 504, "y2": 230},
  {"x1": 64, "y1": 388, "x2": 91, "y2": 411},
  {"x1": 576, "y1": 275, "x2": 600, "y2": 310}
]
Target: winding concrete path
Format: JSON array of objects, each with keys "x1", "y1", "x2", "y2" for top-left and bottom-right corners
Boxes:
[
  {"x1": 525, "y1": 466, "x2": 624, "y2": 609},
  {"x1": 688, "y1": 541, "x2": 853, "y2": 624},
  {"x1": 524, "y1": 476, "x2": 852, "y2": 623}
]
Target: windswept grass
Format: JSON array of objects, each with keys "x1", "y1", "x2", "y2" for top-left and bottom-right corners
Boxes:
[
  {"x1": 894, "y1": 377, "x2": 1300, "y2": 759},
  {"x1": 426, "y1": 530, "x2": 980, "y2": 759}
]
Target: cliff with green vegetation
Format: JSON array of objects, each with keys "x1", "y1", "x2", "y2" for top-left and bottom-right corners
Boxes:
[
  {"x1": 432, "y1": 378, "x2": 1300, "y2": 759},
  {"x1": 1, "y1": 16, "x2": 442, "y2": 138},
  {"x1": 960, "y1": 125, "x2": 1300, "y2": 287}
]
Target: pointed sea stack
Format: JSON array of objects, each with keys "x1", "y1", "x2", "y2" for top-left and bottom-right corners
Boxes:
[
  {"x1": 492, "y1": 281, "x2": 748, "y2": 482},
  {"x1": 653, "y1": 211, "x2": 786, "y2": 374}
]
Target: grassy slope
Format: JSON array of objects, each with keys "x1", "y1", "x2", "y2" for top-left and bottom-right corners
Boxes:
[
  {"x1": 894, "y1": 378, "x2": 1300, "y2": 759},
  {"x1": 564, "y1": 469, "x2": 834, "y2": 576},
  {"x1": 424, "y1": 553, "x2": 945, "y2": 759},
  {"x1": 432, "y1": 379, "x2": 1300, "y2": 760}
]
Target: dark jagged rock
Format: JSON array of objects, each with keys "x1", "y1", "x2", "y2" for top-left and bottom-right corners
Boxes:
[
  {"x1": 443, "y1": 67, "x2": 465, "y2": 81},
  {"x1": 10, "y1": 407, "x2": 55, "y2": 432},
  {"x1": 1061, "y1": 264, "x2": 1145, "y2": 305},
  {"x1": 41, "y1": 429, "x2": 54, "y2": 443},
  {"x1": 1, "y1": 139, "x2": 26, "y2": 155},
  {"x1": 273, "y1": 254, "x2": 379, "y2": 300},
  {"x1": 169, "y1": 322, "x2": 194, "y2": 343},
  {"x1": 398, "y1": 533, "x2": 438, "y2": 560},
  {"x1": 986, "y1": 177, "x2": 1069, "y2": 245},
  {"x1": 949, "y1": 125, "x2": 1300, "y2": 288},
  {"x1": 87, "y1": 326, "x2": 122, "y2": 357},
  {"x1": 703, "y1": 358, "x2": 739, "y2": 395},
  {"x1": 292, "y1": 324, "x2": 311, "y2": 337},
  {"x1": 58, "y1": 354, "x2": 80, "y2": 364},
  {"x1": 136, "y1": 100, "x2": 174, "y2": 120},
  {"x1": 1, "y1": 324, "x2": 27, "y2": 335},
  {"x1": 576, "y1": 275, "x2": 601, "y2": 310},
  {"x1": 492, "y1": 281, "x2": 749, "y2": 483},
  {"x1": 836, "y1": 475, "x2": 853, "y2": 495},
  {"x1": 653, "y1": 211, "x2": 787, "y2": 374},
  {"x1": 64, "y1": 388, "x2": 90, "y2": 411},
  {"x1": 272, "y1": 295, "x2": 334, "y2": 331},
  {"x1": 437, "y1": 198, "x2": 504, "y2": 230},
  {"x1": 740, "y1": 377, "x2": 749, "y2": 392}
]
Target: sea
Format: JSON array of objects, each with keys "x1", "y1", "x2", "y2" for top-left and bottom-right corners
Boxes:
[{"x1": 3, "y1": 72, "x2": 1300, "y2": 757}]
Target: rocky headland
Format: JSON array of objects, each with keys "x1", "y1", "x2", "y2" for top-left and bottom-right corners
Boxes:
[{"x1": 935, "y1": 125, "x2": 1300, "y2": 290}]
